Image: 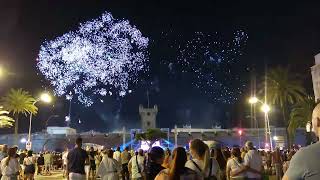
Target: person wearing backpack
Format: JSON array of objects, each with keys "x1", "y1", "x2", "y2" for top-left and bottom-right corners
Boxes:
[
  {"x1": 128, "y1": 149, "x2": 145, "y2": 180},
  {"x1": 155, "y1": 147, "x2": 200, "y2": 180},
  {"x1": 185, "y1": 139, "x2": 219, "y2": 180}
]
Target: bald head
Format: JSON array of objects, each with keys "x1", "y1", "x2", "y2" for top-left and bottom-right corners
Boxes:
[{"x1": 312, "y1": 103, "x2": 320, "y2": 137}]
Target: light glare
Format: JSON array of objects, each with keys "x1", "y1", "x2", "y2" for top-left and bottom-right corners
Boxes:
[{"x1": 261, "y1": 104, "x2": 271, "y2": 113}]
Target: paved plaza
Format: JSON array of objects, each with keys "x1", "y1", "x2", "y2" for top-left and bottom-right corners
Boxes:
[{"x1": 35, "y1": 170, "x2": 64, "y2": 180}]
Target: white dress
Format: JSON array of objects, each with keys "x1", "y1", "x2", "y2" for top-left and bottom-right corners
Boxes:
[
  {"x1": 0, "y1": 157, "x2": 20, "y2": 180},
  {"x1": 97, "y1": 156, "x2": 121, "y2": 180}
]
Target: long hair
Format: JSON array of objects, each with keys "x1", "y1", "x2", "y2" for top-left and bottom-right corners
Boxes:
[
  {"x1": 169, "y1": 147, "x2": 187, "y2": 180},
  {"x1": 190, "y1": 139, "x2": 210, "y2": 176},
  {"x1": 214, "y1": 148, "x2": 227, "y2": 170},
  {"x1": 5, "y1": 148, "x2": 16, "y2": 167},
  {"x1": 231, "y1": 148, "x2": 242, "y2": 163}
]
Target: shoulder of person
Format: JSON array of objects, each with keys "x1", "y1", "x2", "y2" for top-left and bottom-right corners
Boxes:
[
  {"x1": 159, "y1": 168, "x2": 169, "y2": 175},
  {"x1": 184, "y1": 167, "x2": 198, "y2": 174}
]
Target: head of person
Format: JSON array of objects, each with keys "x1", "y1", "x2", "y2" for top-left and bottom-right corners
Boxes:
[
  {"x1": 124, "y1": 147, "x2": 129, "y2": 152},
  {"x1": 12, "y1": 145, "x2": 18, "y2": 153},
  {"x1": 2, "y1": 144, "x2": 7, "y2": 153},
  {"x1": 107, "y1": 149, "x2": 114, "y2": 158},
  {"x1": 245, "y1": 141, "x2": 254, "y2": 151},
  {"x1": 116, "y1": 147, "x2": 120, "y2": 152},
  {"x1": 165, "y1": 148, "x2": 171, "y2": 156},
  {"x1": 27, "y1": 150, "x2": 33, "y2": 157},
  {"x1": 148, "y1": 146, "x2": 165, "y2": 165},
  {"x1": 214, "y1": 148, "x2": 227, "y2": 169},
  {"x1": 231, "y1": 147, "x2": 242, "y2": 162},
  {"x1": 312, "y1": 103, "x2": 320, "y2": 139},
  {"x1": 90, "y1": 147, "x2": 94, "y2": 151},
  {"x1": 169, "y1": 147, "x2": 187, "y2": 180},
  {"x1": 4, "y1": 148, "x2": 16, "y2": 167},
  {"x1": 75, "y1": 137, "x2": 82, "y2": 148},
  {"x1": 190, "y1": 139, "x2": 210, "y2": 172},
  {"x1": 138, "y1": 149, "x2": 144, "y2": 156}
]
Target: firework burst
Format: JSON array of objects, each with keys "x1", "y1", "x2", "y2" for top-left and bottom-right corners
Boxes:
[{"x1": 37, "y1": 12, "x2": 149, "y2": 106}]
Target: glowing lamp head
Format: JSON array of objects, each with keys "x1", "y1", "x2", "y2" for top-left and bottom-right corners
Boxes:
[
  {"x1": 40, "y1": 93, "x2": 52, "y2": 103},
  {"x1": 20, "y1": 138, "x2": 27, "y2": 143},
  {"x1": 249, "y1": 97, "x2": 259, "y2": 104},
  {"x1": 261, "y1": 104, "x2": 271, "y2": 113},
  {"x1": 265, "y1": 143, "x2": 269, "y2": 147},
  {"x1": 238, "y1": 130, "x2": 243, "y2": 136},
  {"x1": 273, "y1": 136, "x2": 278, "y2": 141}
]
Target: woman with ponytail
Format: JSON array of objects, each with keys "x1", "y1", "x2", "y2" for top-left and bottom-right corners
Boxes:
[
  {"x1": 185, "y1": 139, "x2": 220, "y2": 180},
  {"x1": 1, "y1": 147, "x2": 20, "y2": 180},
  {"x1": 155, "y1": 147, "x2": 199, "y2": 180}
]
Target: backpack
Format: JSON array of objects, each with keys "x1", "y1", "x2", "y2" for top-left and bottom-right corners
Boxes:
[{"x1": 191, "y1": 159, "x2": 218, "y2": 180}]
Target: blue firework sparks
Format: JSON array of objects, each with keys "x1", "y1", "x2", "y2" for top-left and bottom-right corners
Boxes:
[{"x1": 37, "y1": 12, "x2": 149, "y2": 106}]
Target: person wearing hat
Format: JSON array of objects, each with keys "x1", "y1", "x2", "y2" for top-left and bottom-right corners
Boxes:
[
  {"x1": 242, "y1": 141, "x2": 263, "y2": 180},
  {"x1": 283, "y1": 103, "x2": 320, "y2": 180}
]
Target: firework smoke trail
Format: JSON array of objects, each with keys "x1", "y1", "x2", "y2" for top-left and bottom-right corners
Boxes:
[{"x1": 37, "y1": 12, "x2": 149, "y2": 106}]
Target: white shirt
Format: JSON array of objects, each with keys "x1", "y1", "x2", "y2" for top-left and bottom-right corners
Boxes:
[
  {"x1": 23, "y1": 157, "x2": 35, "y2": 165},
  {"x1": 113, "y1": 151, "x2": 121, "y2": 164},
  {"x1": 128, "y1": 155, "x2": 145, "y2": 178},
  {"x1": 1, "y1": 157, "x2": 20, "y2": 177},
  {"x1": 226, "y1": 157, "x2": 245, "y2": 178},
  {"x1": 243, "y1": 149, "x2": 263, "y2": 179},
  {"x1": 62, "y1": 152, "x2": 68, "y2": 165},
  {"x1": 97, "y1": 156, "x2": 121, "y2": 180},
  {"x1": 185, "y1": 158, "x2": 220, "y2": 178}
]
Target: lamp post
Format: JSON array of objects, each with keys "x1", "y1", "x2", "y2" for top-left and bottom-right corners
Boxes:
[
  {"x1": 27, "y1": 93, "x2": 52, "y2": 150},
  {"x1": 238, "y1": 129, "x2": 243, "y2": 146},
  {"x1": 249, "y1": 97, "x2": 273, "y2": 150},
  {"x1": 45, "y1": 115, "x2": 59, "y2": 128}
]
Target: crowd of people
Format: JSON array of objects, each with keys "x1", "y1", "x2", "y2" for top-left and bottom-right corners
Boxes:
[
  {"x1": 1, "y1": 103, "x2": 320, "y2": 180},
  {"x1": 0, "y1": 138, "x2": 309, "y2": 180},
  {"x1": 0, "y1": 144, "x2": 66, "y2": 179}
]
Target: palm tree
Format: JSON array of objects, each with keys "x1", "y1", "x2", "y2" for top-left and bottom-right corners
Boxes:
[
  {"x1": 289, "y1": 96, "x2": 316, "y2": 141},
  {"x1": 266, "y1": 66, "x2": 306, "y2": 148},
  {"x1": 0, "y1": 108, "x2": 15, "y2": 128},
  {"x1": 1, "y1": 89, "x2": 38, "y2": 144}
]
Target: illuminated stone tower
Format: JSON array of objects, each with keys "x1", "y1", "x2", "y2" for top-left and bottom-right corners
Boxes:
[
  {"x1": 139, "y1": 105, "x2": 158, "y2": 130},
  {"x1": 311, "y1": 53, "x2": 320, "y2": 102}
]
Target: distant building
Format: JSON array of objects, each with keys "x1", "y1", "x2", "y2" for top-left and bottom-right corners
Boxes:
[
  {"x1": 311, "y1": 54, "x2": 320, "y2": 102},
  {"x1": 46, "y1": 126, "x2": 77, "y2": 135},
  {"x1": 139, "y1": 105, "x2": 158, "y2": 130}
]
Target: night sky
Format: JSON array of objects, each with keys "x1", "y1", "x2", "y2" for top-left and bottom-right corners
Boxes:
[{"x1": 0, "y1": 0, "x2": 319, "y2": 133}]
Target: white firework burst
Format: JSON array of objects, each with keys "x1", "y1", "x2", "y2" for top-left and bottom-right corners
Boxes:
[{"x1": 37, "y1": 12, "x2": 149, "y2": 106}]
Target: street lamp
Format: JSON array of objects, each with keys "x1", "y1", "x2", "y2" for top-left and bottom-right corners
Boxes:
[
  {"x1": 261, "y1": 104, "x2": 271, "y2": 113},
  {"x1": 249, "y1": 97, "x2": 259, "y2": 104},
  {"x1": 27, "y1": 92, "x2": 52, "y2": 150},
  {"x1": 248, "y1": 96, "x2": 273, "y2": 150}
]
